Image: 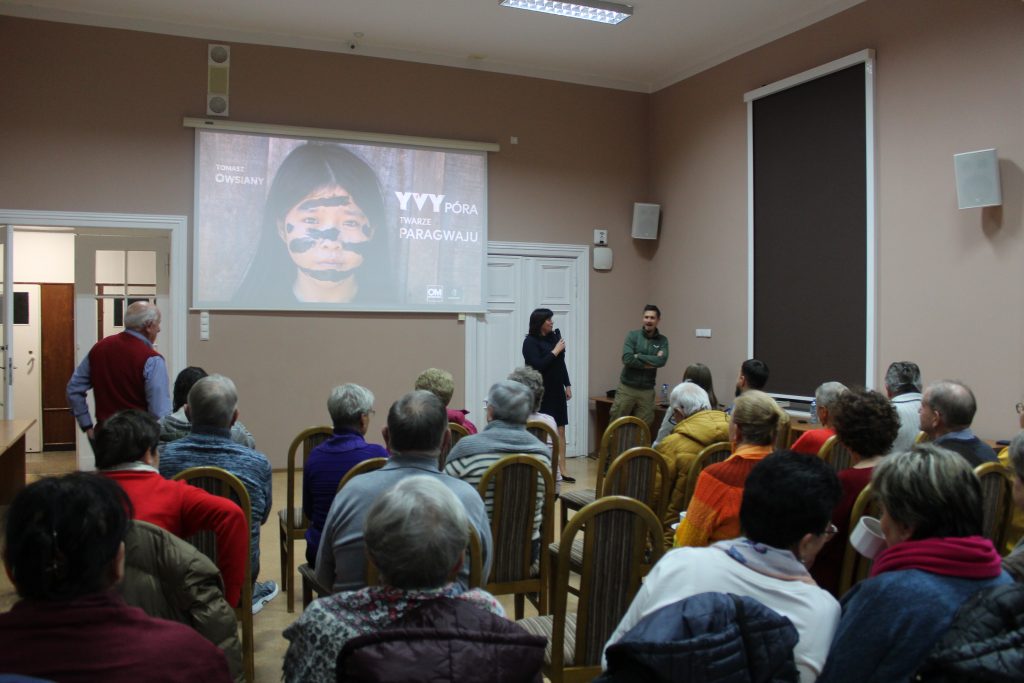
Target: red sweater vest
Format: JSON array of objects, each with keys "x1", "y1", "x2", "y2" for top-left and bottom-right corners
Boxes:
[{"x1": 89, "y1": 331, "x2": 161, "y2": 423}]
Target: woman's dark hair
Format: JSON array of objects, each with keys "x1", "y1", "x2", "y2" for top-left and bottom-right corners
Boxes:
[
  {"x1": 683, "y1": 363, "x2": 718, "y2": 409},
  {"x1": 3, "y1": 472, "x2": 132, "y2": 601},
  {"x1": 831, "y1": 388, "x2": 899, "y2": 458},
  {"x1": 173, "y1": 366, "x2": 208, "y2": 412},
  {"x1": 741, "y1": 450, "x2": 841, "y2": 549},
  {"x1": 527, "y1": 308, "x2": 554, "y2": 337},
  {"x1": 238, "y1": 142, "x2": 392, "y2": 304},
  {"x1": 94, "y1": 410, "x2": 161, "y2": 469}
]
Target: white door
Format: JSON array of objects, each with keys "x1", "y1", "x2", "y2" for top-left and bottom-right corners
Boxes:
[
  {"x1": 12, "y1": 284, "x2": 41, "y2": 452},
  {"x1": 74, "y1": 235, "x2": 170, "y2": 470},
  {"x1": 466, "y1": 243, "x2": 589, "y2": 457}
]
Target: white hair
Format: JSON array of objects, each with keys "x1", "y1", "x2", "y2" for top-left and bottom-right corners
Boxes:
[
  {"x1": 815, "y1": 381, "x2": 848, "y2": 409},
  {"x1": 670, "y1": 381, "x2": 711, "y2": 418},
  {"x1": 327, "y1": 384, "x2": 374, "y2": 427}
]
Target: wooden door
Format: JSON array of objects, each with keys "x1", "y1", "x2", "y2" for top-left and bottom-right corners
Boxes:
[{"x1": 41, "y1": 284, "x2": 75, "y2": 450}]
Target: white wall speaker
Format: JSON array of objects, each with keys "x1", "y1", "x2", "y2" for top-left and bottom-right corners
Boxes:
[
  {"x1": 593, "y1": 246, "x2": 613, "y2": 271},
  {"x1": 954, "y1": 149, "x2": 1001, "y2": 209},
  {"x1": 631, "y1": 202, "x2": 660, "y2": 240},
  {"x1": 207, "y1": 44, "x2": 230, "y2": 117}
]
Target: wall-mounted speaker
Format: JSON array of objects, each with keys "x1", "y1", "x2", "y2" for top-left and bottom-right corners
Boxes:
[
  {"x1": 631, "y1": 202, "x2": 660, "y2": 240},
  {"x1": 207, "y1": 44, "x2": 230, "y2": 117},
  {"x1": 954, "y1": 148, "x2": 1001, "y2": 209}
]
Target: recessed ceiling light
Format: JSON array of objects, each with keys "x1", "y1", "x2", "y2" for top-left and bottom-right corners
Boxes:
[{"x1": 499, "y1": 0, "x2": 633, "y2": 25}]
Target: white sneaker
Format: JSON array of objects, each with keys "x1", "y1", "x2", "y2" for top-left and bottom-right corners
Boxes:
[{"x1": 251, "y1": 580, "x2": 279, "y2": 614}]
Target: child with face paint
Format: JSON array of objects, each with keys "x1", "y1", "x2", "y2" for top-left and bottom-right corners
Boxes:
[{"x1": 237, "y1": 143, "x2": 392, "y2": 306}]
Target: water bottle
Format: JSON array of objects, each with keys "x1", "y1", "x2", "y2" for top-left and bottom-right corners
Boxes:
[
  {"x1": 809, "y1": 398, "x2": 818, "y2": 424},
  {"x1": 660, "y1": 383, "x2": 669, "y2": 406}
]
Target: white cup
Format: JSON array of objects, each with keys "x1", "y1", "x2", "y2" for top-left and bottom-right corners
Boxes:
[
  {"x1": 850, "y1": 516, "x2": 886, "y2": 559},
  {"x1": 671, "y1": 511, "x2": 687, "y2": 531}
]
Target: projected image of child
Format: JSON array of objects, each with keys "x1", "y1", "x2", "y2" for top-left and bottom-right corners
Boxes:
[{"x1": 237, "y1": 143, "x2": 393, "y2": 305}]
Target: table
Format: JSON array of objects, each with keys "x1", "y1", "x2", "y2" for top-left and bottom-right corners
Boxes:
[
  {"x1": 0, "y1": 419, "x2": 35, "y2": 504},
  {"x1": 589, "y1": 396, "x2": 666, "y2": 457}
]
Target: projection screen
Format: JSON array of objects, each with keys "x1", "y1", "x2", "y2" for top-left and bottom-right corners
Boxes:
[{"x1": 191, "y1": 125, "x2": 489, "y2": 312}]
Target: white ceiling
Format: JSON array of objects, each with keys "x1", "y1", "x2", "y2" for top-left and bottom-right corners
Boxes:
[{"x1": 1, "y1": 0, "x2": 864, "y2": 92}]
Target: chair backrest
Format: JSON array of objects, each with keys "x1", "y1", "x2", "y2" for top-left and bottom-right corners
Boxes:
[
  {"x1": 817, "y1": 435, "x2": 854, "y2": 471},
  {"x1": 838, "y1": 483, "x2": 879, "y2": 597},
  {"x1": 477, "y1": 455, "x2": 555, "y2": 585},
  {"x1": 336, "y1": 457, "x2": 388, "y2": 493},
  {"x1": 526, "y1": 419, "x2": 561, "y2": 474},
  {"x1": 441, "y1": 422, "x2": 471, "y2": 470},
  {"x1": 550, "y1": 496, "x2": 664, "y2": 675},
  {"x1": 286, "y1": 426, "x2": 333, "y2": 525},
  {"x1": 602, "y1": 447, "x2": 670, "y2": 521},
  {"x1": 975, "y1": 462, "x2": 1014, "y2": 552},
  {"x1": 595, "y1": 416, "x2": 651, "y2": 495},
  {"x1": 682, "y1": 441, "x2": 732, "y2": 510},
  {"x1": 914, "y1": 430, "x2": 929, "y2": 444},
  {"x1": 774, "y1": 412, "x2": 791, "y2": 450}
]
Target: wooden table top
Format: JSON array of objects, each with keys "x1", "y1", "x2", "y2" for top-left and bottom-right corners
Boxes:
[{"x1": 0, "y1": 419, "x2": 35, "y2": 451}]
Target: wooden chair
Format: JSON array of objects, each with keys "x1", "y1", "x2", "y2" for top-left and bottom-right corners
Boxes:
[
  {"x1": 527, "y1": 419, "x2": 561, "y2": 476},
  {"x1": 914, "y1": 430, "x2": 929, "y2": 444},
  {"x1": 774, "y1": 412, "x2": 791, "y2": 450},
  {"x1": 817, "y1": 435, "x2": 853, "y2": 471},
  {"x1": 681, "y1": 441, "x2": 732, "y2": 511},
  {"x1": 602, "y1": 446, "x2": 670, "y2": 523},
  {"x1": 476, "y1": 455, "x2": 555, "y2": 618},
  {"x1": 173, "y1": 466, "x2": 255, "y2": 683},
  {"x1": 559, "y1": 416, "x2": 650, "y2": 531},
  {"x1": 975, "y1": 461, "x2": 1015, "y2": 554},
  {"x1": 277, "y1": 425, "x2": 332, "y2": 612},
  {"x1": 442, "y1": 422, "x2": 471, "y2": 470},
  {"x1": 336, "y1": 457, "x2": 388, "y2": 493},
  {"x1": 837, "y1": 484, "x2": 879, "y2": 597},
  {"x1": 518, "y1": 496, "x2": 664, "y2": 683}
]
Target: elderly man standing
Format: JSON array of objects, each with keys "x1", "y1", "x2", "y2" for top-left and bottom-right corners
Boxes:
[
  {"x1": 919, "y1": 379, "x2": 998, "y2": 467},
  {"x1": 791, "y1": 381, "x2": 848, "y2": 456},
  {"x1": 304, "y1": 383, "x2": 388, "y2": 566},
  {"x1": 444, "y1": 380, "x2": 551, "y2": 550},
  {"x1": 66, "y1": 300, "x2": 171, "y2": 438},
  {"x1": 884, "y1": 361, "x2": 923, "y2": 453},
  {"x1": 608, "y1": 304, "x2": 669, "y2": 430},
  {"x1": 158, "y1": 374, "x2": 276, "y2": 613},
  {"x1": 316, "y1": 390, "x2": 493, "y2": 594},
  {"x1": 655, "y1": 382, "x2": 729, "y2": 546}
]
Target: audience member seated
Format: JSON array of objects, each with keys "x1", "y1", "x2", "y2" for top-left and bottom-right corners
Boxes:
[
  {"x1": 96, "y1": 409, "x2": 247, "y2": 608},
  {"x1": 304, "y1": 383, "x2": 388, "y2": 566},
  {"x1": 731, "y1": 358, "x2": 769, "y2": 402},
  {"x1": 1001, "y1": 431, "x2": 1024, "y2": 579},
  {"x1": 817, "y1": 444, "x2": 1011, "y2": 683},
  {"x1": 315, "y1": 390, "x2": 493, "y2": 593},
  {"x1": 997, "y1": 402, "x2": 1024, "y2": 555},
  {"x1": 284, "y1": 477, "x2": 528, "y2": 683},
  {"x1": 415, "y1": 367, "x2": 477, "y2": 434},
  {"x1": 919, "y1": 379, "x2": 997, "y2": 466},
  {"x1": 160, "y1": 366, "x2": 255, "y2": 447},
  {"x1": 0, "y1": 473, "x2": 231, "y2": 682},
  {"x1": 654, "y1": 381, "x2": 729, "y2": 546},
  {"x1": 508, "y1": 366, "x2": 558, "y2": 445},
  {"x1": 158, "y1": 374, "x2": 276, "y2": 613},
  {"x1": 674, "y1": 390, "x2": 784, "y2": 548},
  {"x1": 791, "y1": 381, "x2": 847, "y2": 455},
  {"x1": 605, "y1": 451, "x2": 842, "y2": 682},
  {"x1": 810, "y1": 388, "x2": 899, "y2": 595},
  {"x1": 444, "y1": 380, "x2": 550, "y2": 551},
  {"x1": 653, "y1": 362, "x2": 720, "y2": 445},
  {"x1": 120, "y1": 520, "x2": 243, "y2": 681},
  {"x1": 884, "y1": 360, "x2": 923, "y2": 453}
]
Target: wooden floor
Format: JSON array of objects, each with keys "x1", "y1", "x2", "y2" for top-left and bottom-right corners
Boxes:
[{"x1": 0, "y1": 450, "x2": 599, "y2": 683}]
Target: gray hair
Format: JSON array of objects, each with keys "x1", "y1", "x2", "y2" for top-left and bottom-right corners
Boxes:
[
  {"x1": 186, "y1": 374, "x2": 238, "y2": 429},
  {"x1": 487, "y1": 380, "x2": 532, "y2": 425},
  {"x1": 124, "y1": 301, "x2": 159, "y2": 332},
  {"x1": 884, "y1": 361, "x2": 922, "y2": 393},
  {"x1": 507, "y1": 366, "x2": 544, "y2": 413},
  {"x1": 669, "y1": 381, "x2": 711, "y2": 418},
  {"x1": 923, "y1": 380, "x2": 977, "y2": 430},
  {"x1": 1007, "y1": 431, "x2": 1024, "y2": 481},
  {"x1": 327, "y1": 384, "x2": 374, "y2": 428},
  {"x1": 363, "y1": 476, "x2": 469, "y2": 589},
  {"x1": 815, "y1": 381, "x2": 848, "y2": 409},
  {"x1": 386, "y1": 390, "x2": 447, "y2": 454},
  {"x1": 872, "y1": 443, "x2": 983, "y2": 540}
]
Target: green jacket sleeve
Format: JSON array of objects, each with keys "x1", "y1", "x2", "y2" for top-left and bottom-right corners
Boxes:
[
  {"x1": 636, "y1": 334, "x2": 669, "y2": 367},
  {"x1": 621, "y1": 331, "x2": 648, "y2": 368}
]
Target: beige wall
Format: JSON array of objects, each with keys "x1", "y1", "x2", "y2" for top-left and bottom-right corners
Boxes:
[
  {"x1": 650, "y1": 0, "x2": 1024, "y2": 440},
  {"x1": 0, "y1": 17, "x2": 653, "y2": 465}
]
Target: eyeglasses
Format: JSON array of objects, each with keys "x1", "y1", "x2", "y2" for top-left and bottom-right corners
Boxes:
[
  {"x1": 823, "y1": 523, "x2": 838, "y2": 537},
  {"x1": 483, "y1": 399, "x2": 489, "y2": 408},
  {"x1": 1017, "y1": 402, "x2": 1023, "y2": 415}
]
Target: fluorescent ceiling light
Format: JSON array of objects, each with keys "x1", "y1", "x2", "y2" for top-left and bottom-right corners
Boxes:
[{"x1": 499, "y1": 0, "x2": 633, "y2": 25}]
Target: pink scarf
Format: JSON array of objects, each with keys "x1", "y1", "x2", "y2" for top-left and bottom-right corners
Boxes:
[{"x1": 869, "y1": 536, "x2": 1003, "y2": 579}]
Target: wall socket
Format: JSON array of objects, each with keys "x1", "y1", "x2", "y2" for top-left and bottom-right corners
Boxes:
[
  {"x1": 594, "y1": 229, "x2": 608, "y2": 246},
  {"x1": 695, "y1": 328, "x2": 712, "y2": 338}
]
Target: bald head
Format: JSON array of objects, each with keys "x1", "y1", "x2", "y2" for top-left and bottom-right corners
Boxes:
[{"x1": 920, "y1": 380, "x2": 977, "y2": 437}]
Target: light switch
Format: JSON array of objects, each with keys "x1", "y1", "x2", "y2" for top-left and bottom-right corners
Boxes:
[{"x1": 200, "y1": 311, "x2": 210, "y2": 341}]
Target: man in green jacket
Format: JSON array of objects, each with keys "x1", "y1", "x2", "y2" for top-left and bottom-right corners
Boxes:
[{"x1": 609, "y1": 304, "x2": 669, "y2": 430}]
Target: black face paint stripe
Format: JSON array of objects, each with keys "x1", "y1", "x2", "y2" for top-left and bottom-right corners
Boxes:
[
  {"x1": 307, "y1": 227, "x2": 340, "y2": 241},
  {"x1": 297, "y1": 195, "x2": 351, "y2": 211},
  {"x1": 289, "y1": 237, "x2": 317, "y2": 253}
]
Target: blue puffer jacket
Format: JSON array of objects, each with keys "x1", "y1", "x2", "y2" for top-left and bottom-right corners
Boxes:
[{"x1": 596, "y1": 592, "x2": 799, "y2": 683}]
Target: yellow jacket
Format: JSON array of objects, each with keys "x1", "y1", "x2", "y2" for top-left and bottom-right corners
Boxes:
[{"x1": 998, "y1": 447, "x2": 1024, "y2": 554}]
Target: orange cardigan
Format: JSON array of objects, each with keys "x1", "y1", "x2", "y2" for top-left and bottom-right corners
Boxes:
[{"x1": 674, "y1": 444, "x2": 773, "y2": 548}]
